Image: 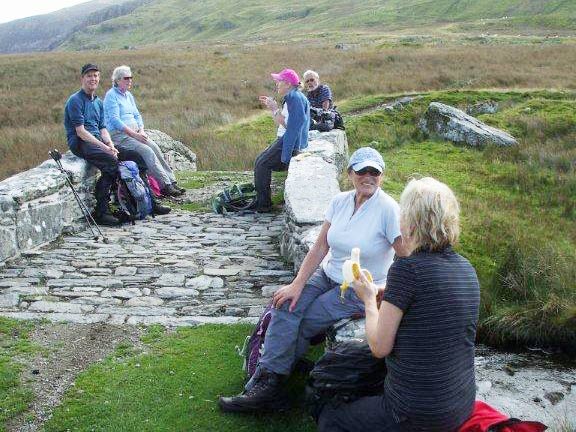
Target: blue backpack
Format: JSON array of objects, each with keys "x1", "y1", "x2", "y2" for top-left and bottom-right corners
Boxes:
[{"x1": 116, "y1": 161, "x2": 154, "y2": 224}]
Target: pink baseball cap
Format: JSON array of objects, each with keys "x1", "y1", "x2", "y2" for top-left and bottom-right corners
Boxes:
[{"x1": 271, "y1": 69, "x2": 300, "y2": 86}]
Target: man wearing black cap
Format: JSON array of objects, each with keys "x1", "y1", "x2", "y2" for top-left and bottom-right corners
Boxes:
[{"x1": 64, "y1": 63, "x2": 122, "y2": 225}]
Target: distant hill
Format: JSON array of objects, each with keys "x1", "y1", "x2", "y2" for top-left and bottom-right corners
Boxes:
[
  {"x1": 0, "y1": 0, "x2": 150, "y2": 53},
  {"x1": 1, "y1": 0, "x2": 575, "y2": 53}
]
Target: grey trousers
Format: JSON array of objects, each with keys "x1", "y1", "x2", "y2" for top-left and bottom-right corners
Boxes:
[
  {"x1": 111, "y1": 131, "x2": 176, "y2": 188},
  {"x1": 258, "y1": 268, "x2": 365, "y2": 376}
]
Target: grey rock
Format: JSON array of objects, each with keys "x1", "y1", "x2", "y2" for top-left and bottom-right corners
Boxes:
[
  {"x1": 203, "y1": 268, "x2": 240, "y2": 277},
  {"x1": 109, "y1": 288, "x2": 141, "y2": 299},
  {"x1": 126, "y1": 297, "x2": 164, "y2": 307},
  {"x1": 0, "y1": 293, "x2": 20, "y2": 308},
  {"x1": 28, "y1": 301, "x2": 94, "y2": 314},
  {"x1": 114, "y1": 266, "x2": 137, "y2": 276},
  {"x1": 155, "y1": 287, "x2": 200, "y2": 299},
  {"x1": 419, "y1": 102, "x2": 517, "y2": 147},
  {"x1": 155, "y1": 273, "x2": 186, "y2": 287},
  {"x1": 466, "y1": 101, "x2": 499, "y2": 116}
]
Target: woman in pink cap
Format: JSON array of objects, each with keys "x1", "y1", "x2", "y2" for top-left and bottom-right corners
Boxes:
[{"x1": 252, "y1": 68, "x2": 310, "y2": 212}]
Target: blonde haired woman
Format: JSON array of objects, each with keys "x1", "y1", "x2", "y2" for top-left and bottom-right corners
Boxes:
[{"x1": 319, "y1": 177, "x2": 480, "y2": 432}]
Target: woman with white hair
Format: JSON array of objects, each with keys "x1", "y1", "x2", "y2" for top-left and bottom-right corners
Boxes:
[
  {"x1": 318, "y1": 177, "x2": 480, "y2": 432},
  {"x1": 303, "y1": 70, "x2": 333, "y2": 110},
  {"x1": 103, "y1": 65, "x2": 184, "y2": 197}
]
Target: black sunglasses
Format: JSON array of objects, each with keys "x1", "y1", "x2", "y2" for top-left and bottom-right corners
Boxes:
[
  {"x1": 354, "y1": 167, "x2": 381, "y2": 176},
  {"x1": 122, "y1": 76, "x2": 133, "y2": 80}
]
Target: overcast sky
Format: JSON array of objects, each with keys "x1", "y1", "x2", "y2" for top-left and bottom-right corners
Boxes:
[{"x1": 0, "y1": 0, "x2": 92, "y2": 24}]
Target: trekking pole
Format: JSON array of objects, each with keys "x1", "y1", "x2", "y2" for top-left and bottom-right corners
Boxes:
[{"x1": 48, "y1": 149, "x2": 109, "y2": 243}]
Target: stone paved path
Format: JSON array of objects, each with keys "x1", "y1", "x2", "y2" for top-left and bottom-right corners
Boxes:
[{"x1": 0, "y1": 211, "x2": 291, "y2": 326}]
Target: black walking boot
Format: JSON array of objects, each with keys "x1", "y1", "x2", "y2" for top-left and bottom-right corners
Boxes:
[
  {"x1": 218, "y1": 368, "x2": 289, "y2": 413},
  {"x1": 92, "y1": 209, "x2": 120, "y2": 227},
  {"x1": 152, "y1": 199, "x2": 171, "y2": 215}
]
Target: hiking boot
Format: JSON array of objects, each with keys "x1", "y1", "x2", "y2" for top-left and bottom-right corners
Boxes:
[
  {"x1": 153, "y1": 200, "x2": 171, "y2": 215},
  {"x1": 162, "y1": 183, "x2": 184, "y2": 197},
  {"x1": 93, "y1": 211, "x2": 120, "y2": 227},
  {"x1": 173, "y1": 182, "x2": 186, "y2": 193},
  {"x1": 218, "y1": 368, "x2": 289, "y2": 413}
]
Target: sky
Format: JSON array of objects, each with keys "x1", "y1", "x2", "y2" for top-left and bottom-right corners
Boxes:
[{"x1": 0, "y1": 0, "x2": 91, "y2": 24}]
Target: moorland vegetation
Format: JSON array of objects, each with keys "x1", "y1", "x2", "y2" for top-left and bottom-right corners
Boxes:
[{"x1": 0, "y1": 6, "x2": 575, "y2": 427}]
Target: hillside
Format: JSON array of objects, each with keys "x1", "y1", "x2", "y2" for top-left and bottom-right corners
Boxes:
[
  {"x1": 1, "y1": 0, "x2": 575, "y2": 53},
  {"x1": 0, "y1": 0, "x2": 148, "y2": 53}
]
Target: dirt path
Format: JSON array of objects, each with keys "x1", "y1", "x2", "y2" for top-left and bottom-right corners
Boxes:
[{"x1": 7, "y1": 323, "x2": 145, "y2": 432}]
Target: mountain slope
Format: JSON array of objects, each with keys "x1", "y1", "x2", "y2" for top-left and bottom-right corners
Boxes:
[
  {"x1": 0, "y1": 0, "x2": 148, "y2": 53},
  {"x1": 1, "y1": 0, "x2": 575, "y2": 53}
]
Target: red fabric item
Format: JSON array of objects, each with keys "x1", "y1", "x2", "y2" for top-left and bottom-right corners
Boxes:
[
  {"x1": 147, "y1": 174, "x2": 162, "y2": 198},
  {"x1": 459, "y1": 401, "x2": 547, "y2": 432}
]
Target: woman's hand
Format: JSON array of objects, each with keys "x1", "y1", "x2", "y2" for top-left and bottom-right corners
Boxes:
[
  {"x1": 351, "y1": 270, "x2": 378, "y2": 304},
  {"x1": 259, "y1": 95, "x2": 278, "y2": 112},
  {"x1": 272, "y1": 282, "x2": 304, "y2": 312}
]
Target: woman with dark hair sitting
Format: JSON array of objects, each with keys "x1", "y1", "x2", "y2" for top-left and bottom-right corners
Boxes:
[{"x1": 318, "y1": 177, "x2": 480, "y2": 432}]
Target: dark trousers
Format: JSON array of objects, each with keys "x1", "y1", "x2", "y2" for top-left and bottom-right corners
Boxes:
[
  {"x1": 318, "y1": 395, "x2": 403, "y2": 432},
  {"x1": 253, "y1": 137, "x2": 289, "y2": 209},
  {"x1": 71, "y1": 141, "x2": 147, "y2": 215}
]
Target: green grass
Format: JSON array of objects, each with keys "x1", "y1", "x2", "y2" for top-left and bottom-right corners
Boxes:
[
  {"x1": 43, "y1": 324, "x2": 318, "y2": 432},
  {"x1": 54, "y1": 0, "x2": 576, "y2": 51},
  {"x1": 0, "y1": 318, "x2": 37, "y2": 430},
  {"x1": 341, "y1": 89, "x2": 576, "y2": 351}
]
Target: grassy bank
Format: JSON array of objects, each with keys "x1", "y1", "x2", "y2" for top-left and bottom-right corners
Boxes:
[
  {"x1": 2, "y1": 41, "x2": 576, "y2": 180},
  {"x1": 341, "y1": 90, "x2": 575, "y2": 351},
  {"x1": 0, "y1": 318, "x2": 36, "y2": 430},
  {"x1": 43, "y1": 324, "x2": 317, "y2": 432}
]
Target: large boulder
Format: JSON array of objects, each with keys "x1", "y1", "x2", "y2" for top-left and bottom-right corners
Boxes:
[
  {"x1": 145, "y1": 129, "x2": 197, "y2": 171},
  {"x1": 419, "y1": 102, "x2": 517, "y2": 147}
]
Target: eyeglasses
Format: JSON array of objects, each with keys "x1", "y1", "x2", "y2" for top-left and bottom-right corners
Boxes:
[
  {"x1": 122, "y1": 76, "x2": 133, "y2": 80},
  {"x1": 305, "y1": 78, "x2": 317, "y2": 83},
  {"x1": 354, "y1": 167, "x2": 381, "y2": 176}
]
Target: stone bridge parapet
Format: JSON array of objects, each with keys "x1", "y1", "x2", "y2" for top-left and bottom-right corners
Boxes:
[
  {"x1": 0, "y1": 130, "x2": 196, "y2": 264},
  {"x1": 279, "y1": 129, "x2": 348, "y2": 270}
]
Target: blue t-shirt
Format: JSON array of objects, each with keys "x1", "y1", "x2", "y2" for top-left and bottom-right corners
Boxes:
[
  {"x1": 64, "y1": 89, "x2": 105, "y2": 150},
  {"x1": 323, "y1": 189, "x2": 401, "y2": 285},
  {"x1": 307, "y1": 84, "x2": 333, "y2": 109}
]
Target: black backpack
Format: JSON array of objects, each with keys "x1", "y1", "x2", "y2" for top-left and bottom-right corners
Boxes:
[
  {"x1": 310, "y1": 107, "x2": 345, "y2": 132},
  {"x1": 305, "y1": 340, "x2": 387, "y2": 422}
]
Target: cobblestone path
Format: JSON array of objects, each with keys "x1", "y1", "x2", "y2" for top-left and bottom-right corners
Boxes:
[{"x1": 0, "y1": 211, "x2": 291, "y2": 326}]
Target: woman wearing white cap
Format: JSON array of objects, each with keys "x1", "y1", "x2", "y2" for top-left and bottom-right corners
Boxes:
[
  {"x1": 253, "y1": 68, "x2": 310, "y2": 212},
  {"x1": 220, "y1": 147, "x2": 408, "y2": 413}
]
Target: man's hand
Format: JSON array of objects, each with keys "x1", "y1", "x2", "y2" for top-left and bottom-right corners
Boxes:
[
  {"x1": 137, "y1": 129, "x2": 148, "y2": 139},
  {"x1": 108, "y1": 143, "x2": 119, "y2": 157},
  {"x1": 272, "y1": 282, "x2": 304, "y2": 312}
]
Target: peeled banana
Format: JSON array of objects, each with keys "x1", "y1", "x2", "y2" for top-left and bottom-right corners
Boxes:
[{"x1": 340, "y1": 247, "x2": 373, "y2": 301}]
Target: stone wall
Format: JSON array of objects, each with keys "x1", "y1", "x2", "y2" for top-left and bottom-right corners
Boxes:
[
  {"x1": 0, "y1": 130, "x2": 196, "y2": 264},
  {"x1": 279, "y1": 129, "x2": 348, "y2": 270}
]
